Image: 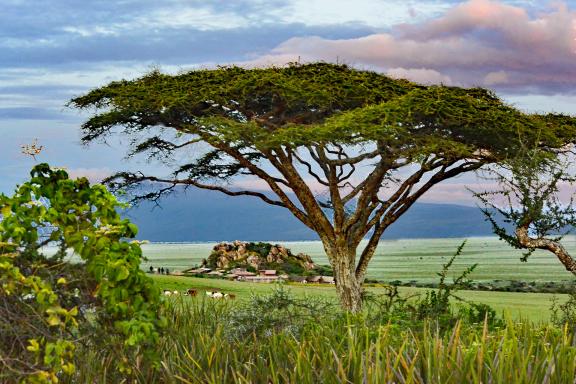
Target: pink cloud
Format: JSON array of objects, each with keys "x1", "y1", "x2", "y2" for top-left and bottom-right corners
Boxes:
[
  {"x1": 247, "y1": 0, "x2": 576, "y2": 93},
  {"x1": 66, "y1": 167, "x2": 112, "y2": 183},
  {"x1": 386, "y1": 67, "x2": 453, "y2": 85}
]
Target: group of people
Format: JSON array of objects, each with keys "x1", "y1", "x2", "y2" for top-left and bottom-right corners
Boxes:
[{"x1": 149, "y1": 266, "x2": 170, "y2": 275}]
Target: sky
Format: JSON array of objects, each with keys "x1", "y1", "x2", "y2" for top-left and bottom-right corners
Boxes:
[{"x1": 1, "y1": 0, "x2": 576, "y2": 205}]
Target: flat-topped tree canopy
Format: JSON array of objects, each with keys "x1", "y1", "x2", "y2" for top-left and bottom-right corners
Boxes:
[
  {"x1": 70, "y1": 62, "x2": 576, "y2": 312},
  {"x1": 72, "y1": 63, "x2": 417, "y2": 142}
]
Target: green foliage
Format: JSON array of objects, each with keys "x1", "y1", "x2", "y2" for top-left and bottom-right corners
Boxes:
[
  {"x1": 475, "y1": 144, "x2": 576, "y2": 263},
  {"x1": 245, "y1": 242, "x2": 272, "y2": 258},
  {"x1": 415, "y1": 241, "x2": 477, "y2": 320},
  {"x1": 306, "y1": 263, "x2": 333, "y2": 276},
  {"x1": 224, "y1": 285, "x2": 335, "y2": 340},
  {"x1": 321, "y1": 86, "x2": 573, "y2": 157},
  {"x1": 70, "y1": 63, "x2": 416, "y2": 143},
  {"x1": 457, "y1": 302, "x2": 500, "y2": 325},
  {"x1": 551, "y1": 289, "x2": 576, "y2": 330},
  {"x1": 70, "y1": 62, "x2": 576, "y2": 159},
  {"x1": 0, "y1": 164, "x2": 164, "y2": 382}
]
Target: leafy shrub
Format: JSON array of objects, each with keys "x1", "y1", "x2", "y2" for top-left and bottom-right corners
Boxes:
[
  {"x1": 0, "y1": 164, "x2": 164, "y2": 382},
  {"x1": 310, "y1": 264, "x2": 333, "y2": 276},
  {"x1": 364, "y1": 241, "x2": 501, "y2": 329},
  {"x1": 246, "y1": 242, "x2": 272, "y2": 257},
  {"x1": 224, "y1": 285, "x2": 335, "y2": 340},
  {"x1": 414, "y1": 241, "x2": 476, "y2": 321},
  {"x1": 458, "y1": 302, "x2": 502, "y2": 326},
  {"x1": 551, "y1": 288, "x2": 576, "y2": 331}
]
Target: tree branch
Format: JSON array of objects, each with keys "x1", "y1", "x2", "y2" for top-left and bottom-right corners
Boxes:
[
  {"x1": 355, "y1": 160, "x2": 485, "y2": 279},
  {"x1": 107, "y1": 172, "x2": 288, "y2": 208}
]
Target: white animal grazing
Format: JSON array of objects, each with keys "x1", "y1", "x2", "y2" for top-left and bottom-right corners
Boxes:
[{"x1": 205, "y1": 290, "x2": 224, "y2": 298}]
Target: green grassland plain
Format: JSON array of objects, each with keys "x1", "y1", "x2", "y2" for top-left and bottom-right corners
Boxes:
[
  {"x1": 141, "y1": 236, "x2": 576, "y2": 282},
  {"x1": 143, "y1": 236, "x2": 576, "y2": 322},
  {"x1": 152, "y1": 274, "x2": 563, "y2": 322}
]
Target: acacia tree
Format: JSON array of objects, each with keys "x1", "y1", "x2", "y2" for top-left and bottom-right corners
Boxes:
[
  {"x1": 474, "y1": 147, "x2": 576, "y2": 275},
  {"x1": 70, "y1": 63, "x2": 576, "y2": 311}
]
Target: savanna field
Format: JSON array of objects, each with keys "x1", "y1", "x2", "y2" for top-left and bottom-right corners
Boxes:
[
  {"x1": 6, "y1": 161, "x2": 576, "y2": 384},
  {"x1": 5, "y1": 0, "x2": 576, "y2": 382},
  {"x1": 139, "y1": 236, "x2": 576, "y2": 282},
  {"x1": 69, "y1": 236, "x2": 576, "y2": 383},
  {"x1": 8, "y1": 231, "x2": 576, "y2": 383}
]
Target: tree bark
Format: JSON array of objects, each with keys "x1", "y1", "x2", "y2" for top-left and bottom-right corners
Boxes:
[
  {"x1": 515, "y1": 226, "x2": 576, "y2": 275},
  {"x1": 327, "y1": 246, "x2": 363, "y2": 313}
]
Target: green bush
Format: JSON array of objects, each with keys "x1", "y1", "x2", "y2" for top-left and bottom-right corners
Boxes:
[
  {"x1": 246, "y1": 242, "x2": 273, "y2": 258},
  {"x1": 551, "y1": 288, "x2": 576, "y2": 331},
  {"x1": 224, "y1": 285, "x2": 335, "y2": 340},
  {"x1": 0, "y1": 164, "x2": 164, "y2": 382}
]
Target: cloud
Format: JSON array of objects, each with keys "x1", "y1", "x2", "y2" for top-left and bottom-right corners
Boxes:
[
  {"x1": 1, "y1": 0, "x2": 575, "y2": 195},
  {"x1": 66, "y1": 167, "x2": 112, "y2": 183},
  {"x1": 0, "y1": 107, "x2": 71, "y2": 121},
  {"x1": 416, "y1": 182, "x2": 495, "y2": 206},
  {"x1": 248, "y1": 0, "x2": 576, "y2": 93},
  {"x1": 386, "y1": 67, "x2": 453, "y2": 85},
  {"x1": 483, "y1": 70, "x2": 509, "y2": 85}
]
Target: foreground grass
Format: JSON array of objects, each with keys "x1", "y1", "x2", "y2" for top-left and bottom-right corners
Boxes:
[
  {"x1": 152, "y1": 275, "x2": 567, "y2": 322},
  {"x1": 69, "y1": 296, "x2": 576, "y2": 384}
]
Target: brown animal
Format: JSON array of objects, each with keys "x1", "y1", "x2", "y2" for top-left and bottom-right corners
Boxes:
[{"x1": 186, "y1": 289, "x2": 198, "y2": 296}]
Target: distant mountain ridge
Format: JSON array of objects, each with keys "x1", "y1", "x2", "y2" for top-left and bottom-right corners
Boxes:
[{"x1": 123, "y1": 188, "x2": 496, "y2": 242}]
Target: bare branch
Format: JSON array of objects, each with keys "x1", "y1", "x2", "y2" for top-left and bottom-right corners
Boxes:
[
  {"x1": 355, "y1": 160, "x2": 484, "y2": 279},
  {"x1": 107, "y1": 172, "x2": 287, "y2": 208},
  {"x1": 292, "y1": 151, "x2": 329, "y2": 186}
]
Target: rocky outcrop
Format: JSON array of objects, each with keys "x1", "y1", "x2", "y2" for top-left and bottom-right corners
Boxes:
[{"x1": 205, "y1": 241, "x2": 316, "y2": 271}]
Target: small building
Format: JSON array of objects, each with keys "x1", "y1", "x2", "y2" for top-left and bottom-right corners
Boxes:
[
  {"x1": 244, "y1": 275, "x2": 279, "y2": 283},
  {"x1": 242, "y1": 274, "x2": 289, "y2": 283},
  {"x1": 235, "y1": 271, "x2": 256, "y2": 277},
  {"x1": 258, "y1": 269, "x2": 277, "y2": 277},
  {"x1": 184, "y1": 267, "x2": 212, "y2": 275},
  {"x1": 320, "y1": 276, "x2": 335, "y2": 284},
  {"x1": 306, "y1": 276, "x2": 322, "y2": 284}
]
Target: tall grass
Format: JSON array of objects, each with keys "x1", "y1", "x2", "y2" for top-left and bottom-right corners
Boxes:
[{"x1": 67, "y1": 296, "x2": 576, "y2": 384}]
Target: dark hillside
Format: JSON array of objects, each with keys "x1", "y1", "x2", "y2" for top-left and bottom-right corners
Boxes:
[{"x1": 124, "y1": 188, "x2": 497, "y2": 242}]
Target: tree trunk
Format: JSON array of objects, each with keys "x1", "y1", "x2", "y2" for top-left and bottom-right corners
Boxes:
[
  {"x1": 515, "y1": 226, "x2": 576, "y2": 275},
  {"x1": 328, "y1": 247, "x2": 363, "y2": 313}
]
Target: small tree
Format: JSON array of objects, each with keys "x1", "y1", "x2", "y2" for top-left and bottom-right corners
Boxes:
[
  {"x1": 70, "y1": 63, "x2": 576, "y2": 311},
  {"x1": 474, "y1": 145, "x2": 576, "y2": 275},
  {"x1": 0, "y1": 164, "x2": 164, "y2": 381}
]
